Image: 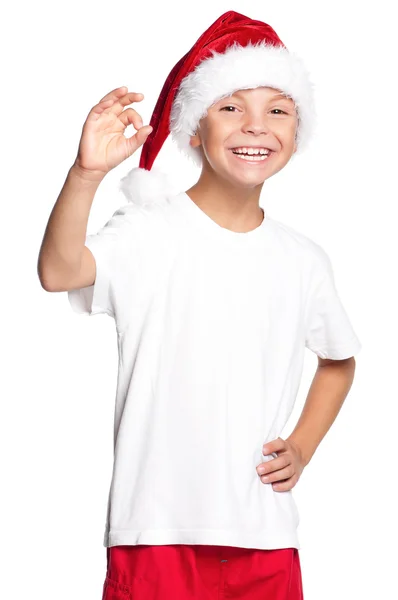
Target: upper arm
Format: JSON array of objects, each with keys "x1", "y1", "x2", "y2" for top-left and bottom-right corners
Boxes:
[{"x1": 317, "y1": 356, "x2": 356, "y2": 367}]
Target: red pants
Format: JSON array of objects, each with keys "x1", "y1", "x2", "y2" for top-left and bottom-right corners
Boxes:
[{"x1": 102, "y1": 544, "x2": 304, "y2": 599}]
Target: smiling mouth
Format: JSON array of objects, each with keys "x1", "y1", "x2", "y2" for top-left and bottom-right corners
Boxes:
[{"x1": 230, "y1": 149, "x2": 273, "y2": 162}]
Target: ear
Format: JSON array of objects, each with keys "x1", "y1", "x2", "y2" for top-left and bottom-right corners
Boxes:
[{"x1": 189, "y1": 130, "x2": 202, "y2": 149}]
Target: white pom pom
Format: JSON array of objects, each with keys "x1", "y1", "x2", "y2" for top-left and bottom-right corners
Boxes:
[{"x1": 119, "y1": 165, "x2": 179, "y2": 206}]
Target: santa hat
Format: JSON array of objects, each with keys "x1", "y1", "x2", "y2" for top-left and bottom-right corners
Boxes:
[{"x1": 119, "y1": 10, "x2": 316, "y2": 205}]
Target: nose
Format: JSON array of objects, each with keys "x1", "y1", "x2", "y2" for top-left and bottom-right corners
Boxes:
[{"x1": 242, "y1": 114, "x2": 271, "y2": 136}]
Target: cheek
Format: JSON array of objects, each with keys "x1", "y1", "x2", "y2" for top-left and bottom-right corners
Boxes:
[
  {"x1": 275, "y1": 124, "x2": 297, "y2": 150},
  {"x1": 208, "y1": 127, "x2": 233, "y2": 155},
  {"x1": 202, "y1": 133, "x2": 224, "y2": 160}
]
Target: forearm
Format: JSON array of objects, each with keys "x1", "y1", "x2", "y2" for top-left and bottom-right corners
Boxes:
[
  {"x1": 286, "y1": 358, "x2": 356, "y2": 466},
  {"x1": 37, "y1": 164, "x2": 104, "y2": 290}
]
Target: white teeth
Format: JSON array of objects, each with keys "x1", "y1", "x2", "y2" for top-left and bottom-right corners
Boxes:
[
  {"x1": 234, "y1": 153, "x2": 270, "y2": 162},
  {"x1": 232, "y1": 147, "x2": 270, "y2": 155}
]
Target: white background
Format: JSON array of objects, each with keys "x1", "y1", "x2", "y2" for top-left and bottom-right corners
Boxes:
[{"x1": 2, "y1": 0, "x2": 397, "y2": 598}]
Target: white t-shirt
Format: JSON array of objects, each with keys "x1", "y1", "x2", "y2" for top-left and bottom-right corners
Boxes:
[{"x1": 68, "y1": 191, "x2": 362, "y2": 550}]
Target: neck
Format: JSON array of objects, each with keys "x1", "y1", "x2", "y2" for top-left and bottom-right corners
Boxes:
[{"x1": 185, "y1": 168, "x2": 265, "y2": 233}]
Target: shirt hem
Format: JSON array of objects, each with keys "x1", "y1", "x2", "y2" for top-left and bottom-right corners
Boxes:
[
  {"x1": 308, "y1": 335, "x2": 362, "y2": 359},
  {"x1": 103, "y1": 528, "x2": 301, "y2": 551}
]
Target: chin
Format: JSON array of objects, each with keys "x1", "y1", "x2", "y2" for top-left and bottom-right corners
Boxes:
[
  {"x1": 222, "y1": 174, "x2": 266, "y2": 190},
  {"x1": 229, "y1": 168, "x2": 273, "y2": 186}
]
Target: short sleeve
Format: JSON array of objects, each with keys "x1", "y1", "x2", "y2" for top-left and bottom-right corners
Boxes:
[
  {"x1": 67, "y1": 203, "x2": 139, "y2": 319},
  {"x1": 305, "y1": 247, "x2": 362, "y2": 359}
]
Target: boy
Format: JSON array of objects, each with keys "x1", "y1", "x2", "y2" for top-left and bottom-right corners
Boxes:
[{"x1": 38, "y1": 11, "x2": 361, "y2": 600}]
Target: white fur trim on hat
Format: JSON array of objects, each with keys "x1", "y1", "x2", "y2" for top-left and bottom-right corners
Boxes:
[{"x1": 170, "y1": 40, "x2": 317, "y2": 168}]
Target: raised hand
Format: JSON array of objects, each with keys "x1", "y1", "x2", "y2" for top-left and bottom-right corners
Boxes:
[{"x1": 72, "y1": 86, "x2": 152, "y2": 181}]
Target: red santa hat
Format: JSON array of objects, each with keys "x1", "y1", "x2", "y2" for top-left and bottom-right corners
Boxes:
[{"x1": 120, "y1": 10, "x2": 316, "y2": 205}]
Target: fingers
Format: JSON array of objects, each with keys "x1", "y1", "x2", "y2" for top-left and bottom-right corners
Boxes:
[
  {"x1": 98, "y1": 86, "x2": 131, "y2": 104},
  {"x1": 107, "y1": 91, "x2": 145, "y2": 121},
  {"x1": 271, "y1": 475, "x2": 298, "y2": 492},
  {"x1": 118, "y1": 107, "x2": 144, "y2": 131},
  {"x1": 262, "y1": 437, "x2": 286, "y2": 456},
  {"x1": 103, "y1": 90, "x2": 150, "y2": 140},
  {"x1": 121, "y1": 109, "x2": 153, "y2": 154},
  {"x1": 257, "y1": 437, "x2": 302, "y2": 491},
  {"x1": 89, "y1": 88, "x2": 145, "y2": 122},
  {"x1": 257, "y1": 455, "x2": 289, "y2": 476},
  {"x1": 258, "y1": 463, "x2": 295, "y2": 484},
  {"x1": 127, "y1": 124, "x2": 153, "y2": 154},
  {"x1": 86, "y1": 87, "x2": 133, "y2": 122}
]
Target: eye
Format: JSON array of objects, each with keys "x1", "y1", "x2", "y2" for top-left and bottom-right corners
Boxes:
[{"x1": 220, "y1": 106, "x2": 288, "y2": 114}]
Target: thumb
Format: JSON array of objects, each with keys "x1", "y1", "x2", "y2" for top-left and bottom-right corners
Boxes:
[{"x1": 127, "y1": 125, "x2": 153, "y2": 156}]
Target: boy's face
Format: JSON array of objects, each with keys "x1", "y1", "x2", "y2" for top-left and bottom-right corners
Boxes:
[{"x1": 189, "y1": 86, "x2": 298, "y2": 189}]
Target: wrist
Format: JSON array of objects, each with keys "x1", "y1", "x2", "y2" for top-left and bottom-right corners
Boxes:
[
  {"x1": 69, "y1": 162, "x2": 107, "y2": 185},
  {"x1": 286, "y1": 435, "x2": 312, "y2": 467}
]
